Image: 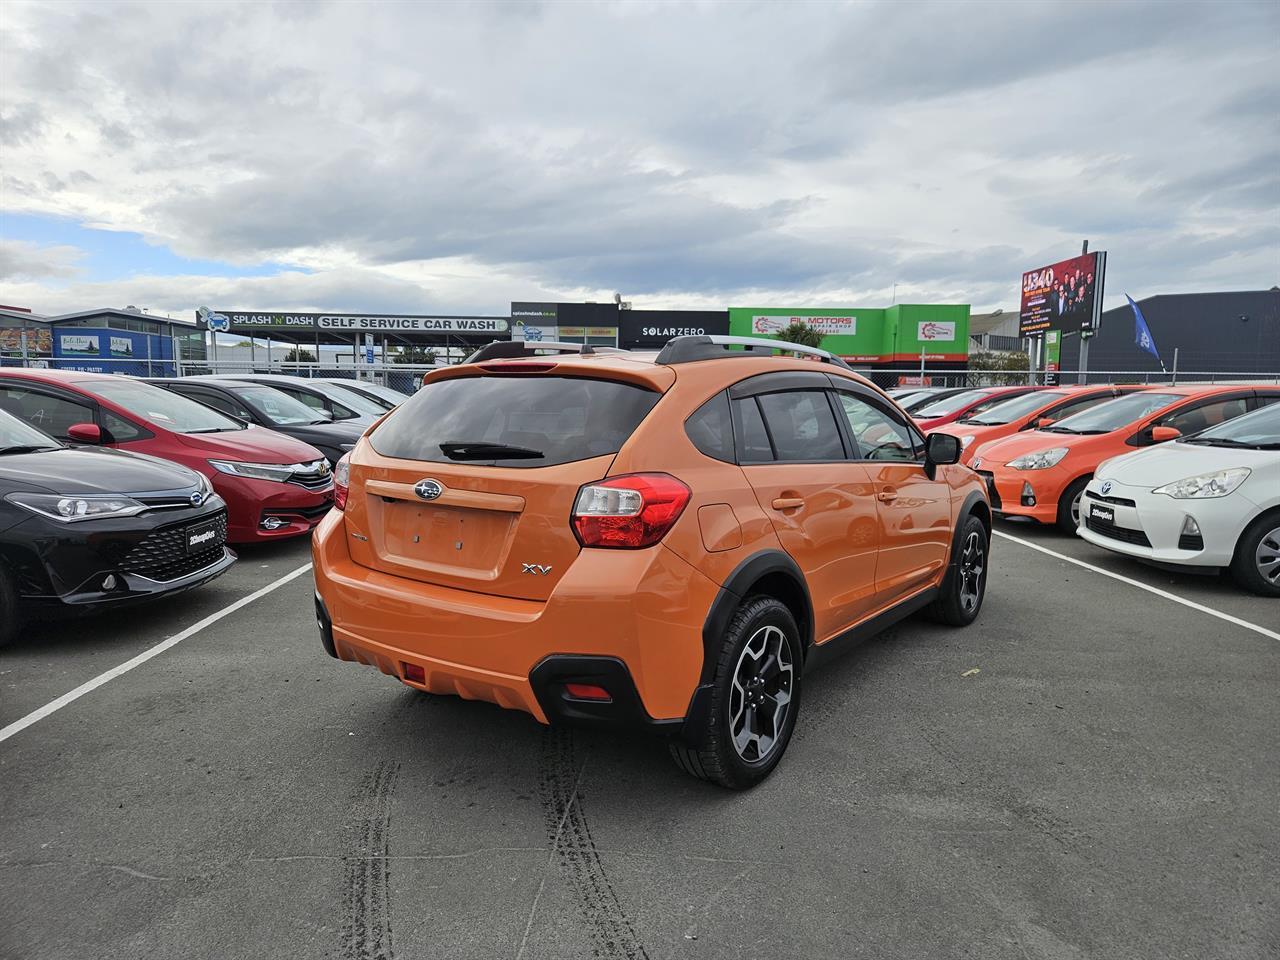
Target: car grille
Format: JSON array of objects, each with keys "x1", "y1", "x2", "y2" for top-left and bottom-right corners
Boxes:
[
  {"x1": 1178, "y1": 532, "x2": 1204, "y2": 551},
  {"x1": 1085, "y1": 515, "x2": 1151, "y2": 547},
  {"x1": 976, "y1": 470, "x2": 1002, "y2": 509},
  {"x1": 1085, "y1": 491, "x2": 1138, "y2": 508},
  {"x1": 120, "y1": 511, "x2": 228, "y2": 582},
  {"x1": 289, "y1": 459, "x2": 334, "y2": 490}
]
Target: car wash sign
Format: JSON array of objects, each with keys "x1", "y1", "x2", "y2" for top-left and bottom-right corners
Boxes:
[{"x1": 196, "y1": 308, "x2": 508, "y2": 336}]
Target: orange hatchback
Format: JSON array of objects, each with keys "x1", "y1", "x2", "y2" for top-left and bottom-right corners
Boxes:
[
  {"x1": 972, "y1": 384, "x2": 1280, "y2": 532},
  {"x1": 313, "y1": 336, "x2": 991, "y2": 788},
  {"x1": 932, "y1": 384, "x2": 1149, "y2": 465}
]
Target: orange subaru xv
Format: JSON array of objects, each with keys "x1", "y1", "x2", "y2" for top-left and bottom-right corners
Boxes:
[{"x1": 312, "y1": 336, "x2": 991, "y2": 788}]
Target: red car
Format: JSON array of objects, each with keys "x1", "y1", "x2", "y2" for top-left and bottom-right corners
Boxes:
[
  {"x1": 913, "y1": 385, "x2": 1043, "y2": 431},
  {"x1": 0, "y1": 370, "x2": 333, "y2": 543}
]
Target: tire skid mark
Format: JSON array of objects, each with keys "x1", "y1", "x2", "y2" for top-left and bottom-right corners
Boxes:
[
  {"x1": 538, "y1": 728, "x2": 650, "y2": 960},
  {"x1": 343, "y1": 759, "x2": 400, "y2": 960}
]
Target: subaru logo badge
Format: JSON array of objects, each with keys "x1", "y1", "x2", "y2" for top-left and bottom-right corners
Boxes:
[
  {"x1": 1100, "y1": 480, "x2": 1113, "y2": 496},
  {"x1": 414, "y1": 478, "x2": 443, "y2": 501},
  {"x1": 190, "y1": 491, "x2": 204, "y2": 506},
  {"x1": 971, "y1": 458, "x2": 982, "y2": 469}
]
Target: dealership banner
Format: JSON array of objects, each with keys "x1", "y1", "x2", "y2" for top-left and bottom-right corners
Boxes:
[
  {"x1": 197, "y1": 308, "x2": 508, "y2": 336},
  {"x1": 1019, "y1": 251, "x2": 1107, "y2": 337}
]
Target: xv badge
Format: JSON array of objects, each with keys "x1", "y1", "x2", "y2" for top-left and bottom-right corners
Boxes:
[{"x1": 521, "y1": 563, "x2": 552, "y2": 576}]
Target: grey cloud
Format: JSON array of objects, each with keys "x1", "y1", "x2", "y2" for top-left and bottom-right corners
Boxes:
[{"x1": 0, "y1": 239, "x2": 85, "y2": 280}]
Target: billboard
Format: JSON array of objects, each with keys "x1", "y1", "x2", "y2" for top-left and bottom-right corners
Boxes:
[
  {"x1": 750, "y1": 313, "x2": 856, "y2": 336},
  {"x1": 59, "y1": 334, "x2": 100, "y2": 356},
  {"x1": 197, "y1": 309, "x2": 509, "y2": 336},
  {"x1": 619, "y1": 310, "x2": 728, "y2": 348},
  {"x1": 1019, "y1": 251, "x2": 1107, "y2": 337},
  {"x1": 0, "y1": 327, "x2": 52, "y2": 355}
]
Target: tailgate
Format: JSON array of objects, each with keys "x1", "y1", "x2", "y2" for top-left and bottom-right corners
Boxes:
[{"x1": 342, "y1": 453, "x2": 614, "y2": 601}]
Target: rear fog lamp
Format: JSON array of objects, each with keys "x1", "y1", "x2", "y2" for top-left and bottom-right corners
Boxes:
[
  {"x1": 564, "y1": 683, "x2": 611, "y2": 702},
  {"x1": 1021, "y1": 482, "x2": 1036, "y2": 507},
  {"x1": 401, "y1": 662, "x2": 426, "y2": 684}
]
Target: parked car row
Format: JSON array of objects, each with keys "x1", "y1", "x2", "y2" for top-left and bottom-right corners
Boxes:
[
  {"x1": 939, "y1": 383, "x2": 1280, "y2": 595},
  {"x1": 0, "y1": 369, "x2": 412, "y2": 642}
]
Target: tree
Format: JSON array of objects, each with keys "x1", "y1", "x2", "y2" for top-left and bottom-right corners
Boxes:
[
  {"x1": 773, "y1": 321, "x2": 825, "y2": 349},
  {"x1": 284, "y1": 347, "x2": 316, "y2": 362},
  {"x1": 393, "y1": 346, "x2": 438, "y2": 365},
  {"x1": 968, "y1": 349, "x2": 1030, "y2": 385}
]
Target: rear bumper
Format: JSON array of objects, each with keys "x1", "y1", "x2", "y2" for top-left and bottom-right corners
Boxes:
[{"x1": 311, "y1": 509, "x2": 719, "y2": 726}]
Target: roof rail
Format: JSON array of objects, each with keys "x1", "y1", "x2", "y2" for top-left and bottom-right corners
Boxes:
[
  {"x1": 654, "y1": 334, "x2": 853, "y2": 370},
  {"x1": 463, "y1": 340, "x2": 628, "y2": 364}
]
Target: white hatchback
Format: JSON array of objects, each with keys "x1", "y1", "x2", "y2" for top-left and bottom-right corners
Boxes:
[{"x1": 1077, "y1": 401, "x2": 1280, "y2": 596}]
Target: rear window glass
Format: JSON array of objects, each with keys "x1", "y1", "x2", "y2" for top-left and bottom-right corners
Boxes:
[{"x1": 369, "y1": 375, "x2": 660, "y2": 468}]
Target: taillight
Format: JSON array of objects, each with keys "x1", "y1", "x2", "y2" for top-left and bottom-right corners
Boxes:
[
  {"x1": 333, "y1": 454, "x2": 350, "y2": 511},
  {"x1": 571, "y1": 473, "x2": 690, "y2": 549}
]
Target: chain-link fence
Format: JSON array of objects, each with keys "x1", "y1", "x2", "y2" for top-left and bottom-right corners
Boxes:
[{"x1": 858, "y1": 369, "x2": 1280, "y2": 390}]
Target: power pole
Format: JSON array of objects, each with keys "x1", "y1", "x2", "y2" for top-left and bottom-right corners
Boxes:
[{"x1": 1078, "y1": 239, "x2": 1090, "y2": 384}]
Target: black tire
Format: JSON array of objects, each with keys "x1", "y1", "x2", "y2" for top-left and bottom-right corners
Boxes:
[
  {"x1": 1229, "y1": 512, "x2": 1280, "y2": 598},
  {"x1": 1057, "y1": 475, "x2": 1091, "y2": 534},
  {"x1": 926, "y1": 513, "x2": 989, "y2": 626},
  {"x1": 669, "y1": 596, "x2": 802, "y2": 789},
  {"x1": 0, "y1": 565, "x2": 18, "y2": 649}
]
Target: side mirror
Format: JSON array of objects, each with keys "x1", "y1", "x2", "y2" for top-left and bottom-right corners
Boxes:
[
  {"x1": 66, "y1": 422, "x2": 103, "y2": 444},
  {"x1": 924, "y1": 432, "x2": 961, "y2": 478},
  {"x1": 1035, "y1": 417, "x2": 1055, "y2": 429},
  {"x1": 1150, "y1": 425, "x2": 1181, "y2": 443}
]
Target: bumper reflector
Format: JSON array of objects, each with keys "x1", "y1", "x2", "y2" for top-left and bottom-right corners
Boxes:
[
  {"x1": 564, "y1": 683, "x2": 612, "y2": 702},
  {"x1": 401, "y1": 662, "x2": 426, "y2": 684}
]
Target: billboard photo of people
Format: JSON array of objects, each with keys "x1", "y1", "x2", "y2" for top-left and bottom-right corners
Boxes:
[{"x1": 1019, "y1": 251, "x2": 1107, "y2": 336}]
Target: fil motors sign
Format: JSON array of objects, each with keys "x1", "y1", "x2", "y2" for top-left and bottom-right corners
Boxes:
[
  {"x1": 196, "y1": 308, "x2": 508, "y2": 335},
  {"x1": 916, "y1": 321, "x2": 957, "y2": 342},
  {"x1": 751, "y1": 314, "x2": 856, "y2": 336}
]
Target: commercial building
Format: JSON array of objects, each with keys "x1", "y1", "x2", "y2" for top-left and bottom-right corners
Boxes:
[{"x1": 0, "y1": 306, "x2": 204, "y2": 374}]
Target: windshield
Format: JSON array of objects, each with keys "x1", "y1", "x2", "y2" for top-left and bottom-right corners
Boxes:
[
  {"x1": 92, "y1": 379, "x2": 246, "y2": 433},
  {"x1": 1182, "y1": 402, "x2": 1280, "y2": 447},
  {"x1": 360, "y1": 383, "x2": 411, "y2": 404},
  {"x1": 1047, "y1": 392, "x2": 1181, "y2": 434},
  {"x1": 303, "y1": 381, "x2": 386, "y2": 416},
  {"x1": 238, "y1": 386, "x2": 327, "y2": 426},
  {"x1": 0, "y1": 409, "x2": 63, "y2": 451},
  {"x1": 322, "y1": 381, "x2": 396, "y2": 411},
  {"x1": 966, "y1": 391, "x2": 1068, "y2": 425},
  {"x1": 914, "y1": 389, "x2": 992, "y2": 418}
]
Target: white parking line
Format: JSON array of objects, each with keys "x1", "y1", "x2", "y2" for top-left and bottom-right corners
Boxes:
[
  {"x1": 0, "y1": 562, "x2": 314, "y2": 746},
  {"x1": 993, "y1": 531, "x2": 1280, "y2": 642}
]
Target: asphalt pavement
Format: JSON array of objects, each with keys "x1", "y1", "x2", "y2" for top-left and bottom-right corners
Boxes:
[{"x1": 2, "y1": 521, "x2": 1277, "y2": 960}]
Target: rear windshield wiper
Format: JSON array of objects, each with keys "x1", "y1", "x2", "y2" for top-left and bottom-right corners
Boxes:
[
  {"x1": 439, "y1": 441, "x2": 545, "y2": 460},
  {"x1": 0, "y1": 444, "x2": 60, "y2": 455}
]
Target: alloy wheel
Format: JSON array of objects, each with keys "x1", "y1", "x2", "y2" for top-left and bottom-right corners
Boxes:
[
  {"x1": 1070, "y1": 490, "x2": 1084, "y2": 528},
  {"x1": 1256, "y1": 526, "x2": 1280, "y2": 586},
  {"x1": 959, "y1": 530, "x2": 985, "y2": 614},
  {"x1": 729, "y1": 625, "x2": 794, "y2": 763}
]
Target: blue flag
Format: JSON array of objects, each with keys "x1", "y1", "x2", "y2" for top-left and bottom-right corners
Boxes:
[{"x1": 1128, "y1": 294, "x2": 1161, "y2": 360}]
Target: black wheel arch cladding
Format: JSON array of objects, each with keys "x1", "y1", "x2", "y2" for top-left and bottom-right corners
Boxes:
[{"x1": 701, "y1": 550, "x2": 813, "y2": 682}]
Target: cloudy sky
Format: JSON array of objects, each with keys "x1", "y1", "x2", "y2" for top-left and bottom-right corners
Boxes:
[{"x1": 1, "y1": 0, "x2": 1276, "y2": 320}]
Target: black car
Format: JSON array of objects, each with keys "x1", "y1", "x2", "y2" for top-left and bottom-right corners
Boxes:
[
  {"x1": 192, "y1": 374, "x2": 383, "y2": 428},
  {"x1": 147, "y1": 378, "x2": 366, "y2": 465},
  {"x1": 0, "y1": 410, "x2": 235, "y2": 645}
]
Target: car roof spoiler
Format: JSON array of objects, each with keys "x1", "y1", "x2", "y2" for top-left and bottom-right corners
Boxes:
[{"x1": 463, "y1": 340, "x2": 629, "y2": 363}]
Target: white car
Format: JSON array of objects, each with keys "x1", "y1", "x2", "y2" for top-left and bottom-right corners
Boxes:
[{"x1": 1077, "y1": 402, "x2": 1280, "y2": 596}]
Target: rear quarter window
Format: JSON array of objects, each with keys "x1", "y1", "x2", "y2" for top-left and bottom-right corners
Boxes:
[{"x1": 369, "y1": 375, "x2": 661, "y2": 468}]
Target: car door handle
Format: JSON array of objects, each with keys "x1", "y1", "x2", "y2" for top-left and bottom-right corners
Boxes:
[
  {"x1": 876, "y1": 490, "x2": 899, "y2": 503},
  {"x1": 771, "y1": 497, "x2": 805, "y2": 511}
]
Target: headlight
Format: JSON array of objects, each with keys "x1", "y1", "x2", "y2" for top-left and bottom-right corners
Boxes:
[
  {"x1": 208, "y1": 459, "x2": 300, "y2": 482},
  {"x1": 1007, "y1": 447, "x2": 1069, "y2": 470},
  {"x1": 1152, "y1": 468, "x2": 1250, "y2": 499},
  {"x1": 959, "y1": 435, "x2": 975, "y2": 449},
  {"x1": 6, "y1": 492, "x2": 147, "y2": 522}
]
